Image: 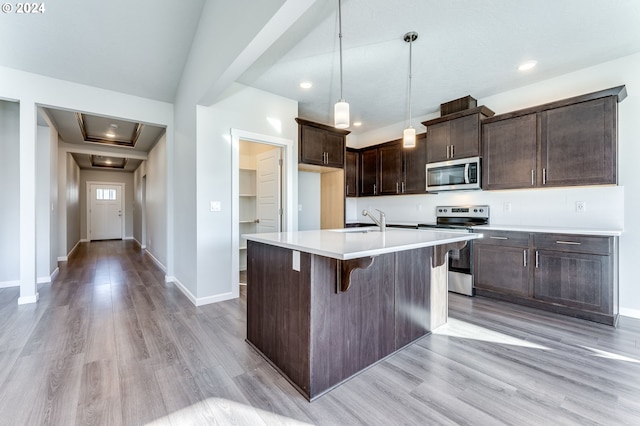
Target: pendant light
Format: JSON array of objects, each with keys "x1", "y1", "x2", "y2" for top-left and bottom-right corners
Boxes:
[
  {"x1": 403, "y1": 31, "x2": 418, "y2": 148},
  {"x1": 334, "y1": 0, "x2": 349, "y2": 129}
]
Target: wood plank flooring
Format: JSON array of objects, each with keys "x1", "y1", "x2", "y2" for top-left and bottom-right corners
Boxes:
[{"x1": 0, "y1": 239, "x2": 639, "y2": 425}]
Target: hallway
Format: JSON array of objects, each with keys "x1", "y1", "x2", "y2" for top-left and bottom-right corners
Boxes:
[{"x1": 0, "y1": 241, "x2": 639, "y2": 425}]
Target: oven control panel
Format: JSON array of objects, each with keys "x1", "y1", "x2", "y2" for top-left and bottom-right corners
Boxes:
[{"x1": 436, "y1": 205, "x2": 489, "y2": 219}]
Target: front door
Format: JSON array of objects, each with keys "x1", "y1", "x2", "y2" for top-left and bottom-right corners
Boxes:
[{"x1": 89, "y1": 183, "x2": 123, "y2": 240}]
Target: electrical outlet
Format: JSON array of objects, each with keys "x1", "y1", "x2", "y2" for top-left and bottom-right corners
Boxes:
[
  {"x1": 417, "y1": 204, "x2": 423, "y2": 211},
  {"x1": 210, "y1": 201, "x2": 221, "y2": 212},
  {"x1": 503, "y1": 202, "x2": 512, "y2": 212},
  {"x1": 576, "y1": 201, "x2": 586, "y2": 212}
]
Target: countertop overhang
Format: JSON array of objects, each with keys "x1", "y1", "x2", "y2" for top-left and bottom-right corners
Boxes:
[{"x1": 243, "y1": 228, "x2": 482, "y2": 260}]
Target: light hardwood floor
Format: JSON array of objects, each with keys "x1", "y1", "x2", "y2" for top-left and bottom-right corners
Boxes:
[{"x1": 0, "y1": 240, "x2": 639, "y2": 425}]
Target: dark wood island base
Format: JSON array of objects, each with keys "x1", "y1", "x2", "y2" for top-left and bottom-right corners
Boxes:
[{"x1": 246, "y1": 240, "x2": 456, "y2": 401}]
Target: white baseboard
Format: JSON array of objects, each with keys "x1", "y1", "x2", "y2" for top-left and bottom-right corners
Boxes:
[
  {"x1": 0, "y1": 280, "x2": 20, "y2": 289},
  {"x1": 165, "y1": 275, "x2": 237, "y2": 307},
  {"x1": 37, "y1": 267, "x2": 60, "y2": 285},
  {"x1": 145, "y1": 250, "x2": 167, "y2": 273},
  {"x1": 59, "y1": 239, "x2": 82, "y2": 262},
  {"x1": 620, "y1": 307, "x2": 640, "y2": 319},
  {"x1": 18, "y1": 292, "x2": 39, "y2": 305},
  {"x1": 125, "y1": 236, "x2": 134, "y2": 240},
  {"x1": 80, "y1": 239, "x2": 89, "y2": 243}
]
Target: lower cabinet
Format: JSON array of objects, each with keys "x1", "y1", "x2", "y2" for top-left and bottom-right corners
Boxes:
[{"x1": 473, "y1": 230, "x2": 618, "y2": 326}]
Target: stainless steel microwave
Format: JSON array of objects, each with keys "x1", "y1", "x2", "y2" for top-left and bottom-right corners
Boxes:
[{"x1": 425, "y1": 156, "x2": 481, "y2": 192}]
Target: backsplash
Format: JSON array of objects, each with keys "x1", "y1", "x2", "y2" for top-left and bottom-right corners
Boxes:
[{"x1": 348, "y1": 185, "x2": 624, "y2": 230}]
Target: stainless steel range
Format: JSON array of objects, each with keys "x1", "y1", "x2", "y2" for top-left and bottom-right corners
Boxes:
[{"x1": 418, "y1": 205, "x2": 489, "y2": 296}]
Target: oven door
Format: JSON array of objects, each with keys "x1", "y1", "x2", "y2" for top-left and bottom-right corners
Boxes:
[
  {"x1": 418, "y1": 225, "x2": 474, "y2": 296},
  {"x1": 426, "y1": 157, "x2": 481, "y2": 192}
]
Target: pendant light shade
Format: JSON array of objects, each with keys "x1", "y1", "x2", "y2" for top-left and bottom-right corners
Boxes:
[
  {"x1": 334, "y1": 100, "x2": 350, "y2": 129},
  {"x1": 403, "y1": 127, "x2": 416, "y2": 148},
  {"x1": 334, "y1": 0, "x2": 350, "y2": 129},
  {"x1": 403, "y1": 31, "x2": 418, "y2": 148}
]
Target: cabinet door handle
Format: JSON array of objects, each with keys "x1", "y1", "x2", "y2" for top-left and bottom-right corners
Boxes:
[
  {"x1": 446, "y1": 145, "x2": 450, "y2": 159},
  {"x1": 451, "y1": 145, "x2": 454, "y2": 158},
  {"x1": 535, "y1": 250, "x2": 539, "y2": 268},
  {"x1": 543, "y1": 168, "x2": 547, "y2": 185},
  {"x1": 523, "y1": 249, "x2": 528, "y2": 267},
  {"x1": 531, "y1": 169, "x2": 535, "y2": 186},
  {"x1": 555, "y1": 241, "x2": 581, "y2": 245},
  {"x1": 346, "y1": 184, "x2": 349, "y2": 194},
  {"x1": 401, "y1": 182, "x2": 405, "y2": 193},
  {"x1": 396, "y1": 182, "x2": 399, "y2": 193},
  {"x1": 373, "y1": 184, "x2": 377, "y2": 195},
  {"x1": 490, "y1": 236, "x2": 508, "y2": 240}
]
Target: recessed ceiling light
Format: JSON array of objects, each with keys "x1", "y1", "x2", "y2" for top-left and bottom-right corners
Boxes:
[
  {"x1": 109, "y1": 123, "x2": 118, "y2": 129},
  {"x1": 353, "y1": 121, "x2": 362, "y2": 127},
  {"x1": 106, "y1": 132, "x2": 115, "y2": 138},
  {"x1": 518, "y1": 60, "x2": 538, "y2": 71},
  {"x1": 299, "y1": 81, "x2": 312, "y2": 89}
]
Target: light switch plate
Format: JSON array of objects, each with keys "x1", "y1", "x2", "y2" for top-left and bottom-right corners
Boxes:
[
  {"x1": 210, "y1": 201, "x2": 221, "y2": 212},
  {"x1": 576, "y1": 201, "x2": 586, "y2": 212}
]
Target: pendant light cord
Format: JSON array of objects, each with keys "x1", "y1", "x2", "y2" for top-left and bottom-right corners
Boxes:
[
  {"x1": 408, "y1": 35, "x2": 413, "y2": 127},
  {"x1": 338, "y1": 0, "x2": 344, "y2": 102}
]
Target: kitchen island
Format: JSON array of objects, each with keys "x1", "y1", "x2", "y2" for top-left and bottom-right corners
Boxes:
[{"x1": 244, "y1": 227, "x2": 481, "y2": 401}]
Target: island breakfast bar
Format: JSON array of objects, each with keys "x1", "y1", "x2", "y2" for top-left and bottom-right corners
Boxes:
[{"x1": 244, "y1": 228, "x2": 481, "y2": 401}]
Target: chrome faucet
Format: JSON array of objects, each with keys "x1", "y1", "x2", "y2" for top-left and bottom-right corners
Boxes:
[{"x1": 362, "y1": 209, "x2": 386, "y2": 232}]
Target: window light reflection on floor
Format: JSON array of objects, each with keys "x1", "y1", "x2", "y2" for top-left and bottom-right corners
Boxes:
[
  {"x1": 146, "y1": 398, "x2": 312, "y2": 426},
  {"x1": 433, "y1": 318, "x2": 550, "y2": 350},
  {"x1": 579, "y1": 345, "x2": 640, "y2": 364}
]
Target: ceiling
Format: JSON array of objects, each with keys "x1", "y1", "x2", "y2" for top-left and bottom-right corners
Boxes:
[
  {"x1": 239, "y1": 0, "x2": 640, "y2": 133},
  {"x1": 2, "y1": 0, "x2": 640, "y2": 140},
  {"x1": 42, "y1": 107, "x2": 165, "y2": 172}
]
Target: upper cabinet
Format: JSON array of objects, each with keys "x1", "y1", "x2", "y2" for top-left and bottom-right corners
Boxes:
[
  {"x1": 482, "y1": 86, "x2": 626, "y2": 190},
  {"x1": 359, "y1": 133, "x2": 427, "y2": 197},
  {"x1": 422, "y1": 107, "x2": 495, "y2": 163},
  {"x1": 296, "y1": 118, "x2": 350, "y2": 168},
  {"x1": 345, "y1": 149, "x2": 359, "y2": 197}
]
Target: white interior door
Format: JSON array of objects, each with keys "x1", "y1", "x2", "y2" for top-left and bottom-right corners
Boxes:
[
  {"x1": 89, "y1": 183, "x2": 123, "y2": 240},
  {"x1": 256, "y1": 148, "x2": 282, "y2": 233}
]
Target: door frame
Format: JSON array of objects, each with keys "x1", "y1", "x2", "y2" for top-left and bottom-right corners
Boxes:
[
  {"x1": 86, "y1": 181, "x2": 125, "y2": 241},
  {"x1": 231, "y1": 129, "x2": 294, "y2": 299}
]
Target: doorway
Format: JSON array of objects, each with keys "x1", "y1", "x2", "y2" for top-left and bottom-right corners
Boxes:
[
  {"x1": 231, "y1": 129, "x2": 294, "y2": 297},
  {"x1": 238, "y1": 141, "x2": 283, "y2": 284},
  {"x1": 87, "y1": 182, "x2": 125, "y2": 241}
]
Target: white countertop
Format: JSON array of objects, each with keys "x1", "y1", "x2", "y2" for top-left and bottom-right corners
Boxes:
[
  {"x1": 472, "y1": 224, "x2": 622, "y2": 237},
  {"x1": 244, "y1": 228, "x2": 481, "y2": 260}
]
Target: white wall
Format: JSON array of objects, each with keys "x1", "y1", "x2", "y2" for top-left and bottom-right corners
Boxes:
[
  {"x1": 352, "y1": 52, "x2": 640, "y2": 318},
  {"x1": 79, "y1": 170, "x2": 134, "y2": 240},
  {"x1": 133, "y1": 161, "x2": 146, "y2": 246},
  {"x1": 195, "y1": 84, "x2": 298, "y2": 303},
  {"x1": 36, "y1": 124, "x2": 58, "y2": 282},
  {"x1": 60, "y1": 152, "x2": 82, "y2": 257},
  {"x1": 298, "y1": 171, "x2": 321, "y2": 230},
  {"x1": 145, "y1": 133, "x2": 167, "y2": 267},
  {"x1": 0, "y1": 100, "x2": 20, "y2": 286},
  {"x1": 170, "y1": 0, "x2": 314, "y2": 300}
]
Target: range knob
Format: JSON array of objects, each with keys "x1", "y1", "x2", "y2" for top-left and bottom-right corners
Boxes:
[
  {"x1": 479, "y1": 208, "x2": 484, "y2": 212},
  {"x1": 474, "y1": 209, "x2": 478, "y2": 213}
]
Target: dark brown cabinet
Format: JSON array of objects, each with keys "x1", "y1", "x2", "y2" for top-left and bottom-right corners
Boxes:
[
  {"x1": 473, "y1": 229, "x2": 618, "y2": 326},
  {"x1": 296, "y1": 118, "x2": 349, "y2": 168},
  {"x1": 403, "y1": 133, "x2": 428, "y2": 194},
  {"x1": 359, "y1": 147, "x2": 378, "y2": 196},
  {"x1": 482, "y1": 86, "x2": 625, "y2": 190},
  {"x1": 482, "y1": 113, "x2": 538, "y2": 190},
  {"x1": 345, "y1": 149, "x2": 358, "y2": 197},
  {"x1": 363, "y1": 134, "x2": 427, "y2": 196},
  {"x1": 378, "y1": 141, "x2": 403, "y2": 195},
  {"x1": 473, "y1": 230, "x2": 531, "y2": 298},
  {"x1": 532, "y1": 233, "x2": 615, "y2": 316},
  {"x1": 423, "y1": 107, "x2": 494, "y2": 163},
  {"x1": 541, "y1": 97, "x2": 616, "y2": 187}
]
